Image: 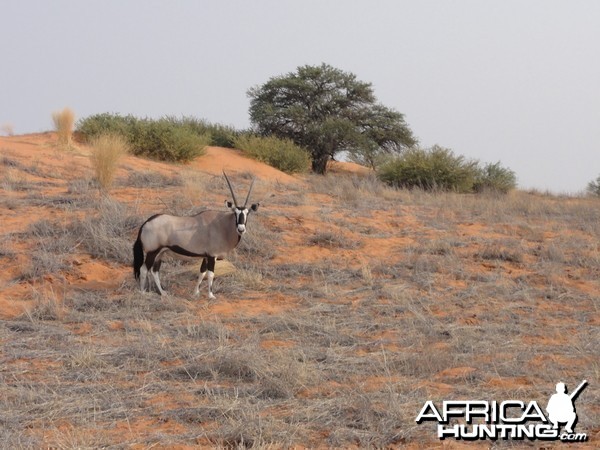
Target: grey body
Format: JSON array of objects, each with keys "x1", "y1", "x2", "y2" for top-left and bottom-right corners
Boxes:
[
  {"x1": 132, "y1": 172, "x2": 259, "y2": 299},
  {"x1": 141, "y1": 211, "x2": 240, "y2": 259}
]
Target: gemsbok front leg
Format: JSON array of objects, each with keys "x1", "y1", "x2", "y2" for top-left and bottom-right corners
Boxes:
[
  {"x1": 206, "y1": 256, "x2": 216, "y2": 300},
  {"x1": 194, "y1": 258, "x2": 208, "y2": 296}
]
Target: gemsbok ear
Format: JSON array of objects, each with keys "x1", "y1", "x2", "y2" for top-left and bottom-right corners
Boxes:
[
  {"x1": 250, "y1": 203, "x2": 260, "y2": 212},
  {"x1": 225, "y1": 200, "x2": 233, "y2": 208}
]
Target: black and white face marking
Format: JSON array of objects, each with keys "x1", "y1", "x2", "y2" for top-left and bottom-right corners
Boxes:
[
  {"x1": 234, "y1": 207, "x2": 249, "y2": 235},
  {"x1": 225, "y1": 201, "x2": 260, "y2": 236}
]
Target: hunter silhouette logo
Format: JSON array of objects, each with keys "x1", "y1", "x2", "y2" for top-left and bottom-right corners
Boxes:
[
  {"x1": 546, "y1": 380, "x2": 587, "y2": 434},
  {"x1": 416, "y1": 380, "x2": 589, "y2": 442}
]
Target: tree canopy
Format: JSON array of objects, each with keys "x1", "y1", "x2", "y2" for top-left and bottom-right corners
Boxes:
[{"x1": 248, "y1": 64, "x2": 417, "y2": 174}]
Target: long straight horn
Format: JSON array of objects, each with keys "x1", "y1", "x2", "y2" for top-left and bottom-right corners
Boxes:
[
  {"x1": 223, "y1": 171, "x2": 239, "y2": 207},
  {"x1": 243, "y1": 178, "x2": 255, "y2": 208}
]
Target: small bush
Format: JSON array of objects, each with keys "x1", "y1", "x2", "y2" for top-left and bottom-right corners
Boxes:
[
  {"x1": 77, "y1": 114, "x2": 210, "y2": 162},
  {"x1": 378, "y1": 146, "x2": 479, "y2": 192},
  {"x1": 52, "y1": 107, "x2": 75, "y2": 148},
  {"x1": 234, "y1": 134, "x2": 310, "y2": 174},
  {"x1": 128, "y1": 119, "x2": 209, "y2": 162},
  {"x1": 76, "y1": 113, "x2": 136, "y2": 138},
  {"x1": 473, "y1": 161, "x2": 517, "y2": 194},
  {"x1": 89, "y1": 133, "x2": 129, "y2": 190},
  {"x1": 208, "y1": 123, "x2": 240, "y2": 148}
]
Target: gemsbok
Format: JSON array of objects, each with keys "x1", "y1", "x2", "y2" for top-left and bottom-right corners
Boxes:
[{"x1": 133, "y1": 172, "x2": 259, "y2": 299}]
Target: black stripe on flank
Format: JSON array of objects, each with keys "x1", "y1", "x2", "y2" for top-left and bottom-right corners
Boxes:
[{"x1": 168, "y1": 245, "x2": 208, "y2": 258}]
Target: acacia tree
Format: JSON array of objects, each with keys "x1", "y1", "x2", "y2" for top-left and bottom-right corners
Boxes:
[
  {"x1": 587, "y1": 175, "x2": 600, "y2": 196},
  {"x1": 247, "y1": 64, "x2": 417, "y2": 174}
]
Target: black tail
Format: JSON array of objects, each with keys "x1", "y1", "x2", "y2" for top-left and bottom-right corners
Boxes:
[
  {"x1": 133, "y1": 214, "x2": 162, "y2": 280},
  {"x1": 133, "y1": 231, "x2": 144, "y2": 280}
]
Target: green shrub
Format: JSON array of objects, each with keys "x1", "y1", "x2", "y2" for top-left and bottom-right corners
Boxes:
[
  {"x1": 208, "y1": 123, "x2": 240, "y2": 148},
  {"x1": 161, "y1": 116, "x2": 239, "y2": 148},
  {"x1": 473, "y1": 161, "x2": 517, "y2": 194},
  {"x1": 76, "y1": 113, "x2": 137, "y2": 139},
  {"x1": 234, "y1": 134, "x2": 310, "y2": 174},
  {"x1": 377, "y1": 146, "x2": 479, "y2": 192},
  {"x1": 586, "y1": 175, "x2": 600, "y2": 197},
  {"x1": 77, "y1": 114, "x2": 210, "y2": 162},
  {"x1": 128, "y1": 118, "x2": 209, "y2": 162}
]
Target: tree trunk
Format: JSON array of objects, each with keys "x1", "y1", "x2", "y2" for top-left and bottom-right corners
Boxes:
[{"x1": 312, "y1": 154, "x2": 329, "y2": 174}]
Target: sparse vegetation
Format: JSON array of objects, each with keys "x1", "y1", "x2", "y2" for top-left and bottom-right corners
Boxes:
[
  {"x1": 69, "y1": 196, "x2": 142, "y2": 264},
  {"x1": 52, "y1": 107, "x2": 75, "y2": 149},
  {"x1": 0, "y1": 134, "x2": 598, "y2": 448},
  {"x1": 308, "y1": 230, "x2": 361, "y2": 249},
  {"x1": 234, "y1": 134, "x2": 310, "y2": 174},
  {"x1": 89, "y1": 133, "x2": 128, "y2": 190},
  {"x1": 122, "y1": 170, "x2": 184, "y2": 188}
]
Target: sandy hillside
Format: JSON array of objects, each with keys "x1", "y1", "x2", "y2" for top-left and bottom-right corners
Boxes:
[{"x1": 0, "y1": 133, "x2": 598, "y2": 448}]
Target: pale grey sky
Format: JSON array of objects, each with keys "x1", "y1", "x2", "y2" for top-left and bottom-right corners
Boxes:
[{"x1": 2, "y1": 1, "x2": 599, "y2": 193}]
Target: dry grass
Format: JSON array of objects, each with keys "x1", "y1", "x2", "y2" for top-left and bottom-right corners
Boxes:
[
  {"x1": 52, "y1": 107, "x2": 75, "y2": 149},
  {"x1": 1, "y1": 152, "x2": 599, "y2": 448},
  {"x1": 89, "y1": 133, "x2": 128, "y2": 190},
  {"x1": 1, "y1": 123, "x2": 14, "y2": 136}
]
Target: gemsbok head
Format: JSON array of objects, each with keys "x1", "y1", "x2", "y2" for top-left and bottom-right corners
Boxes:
[{"x1": 132, "y1": 172, "x2": 259, "y2": 299}]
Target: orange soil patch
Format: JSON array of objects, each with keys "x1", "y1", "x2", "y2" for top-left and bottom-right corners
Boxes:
[
  {"x1": 205, "y1": 292, "x2": 293, "y2": 317},
  {"x1": 68, "y1": 257, "x2": 126, "y2": 290},
  {"x1": 191, "y1": 146, "x2": 299, "y2": 184},
  {"x1": 434, "y1": 366, "x2": 478, "y2": 381},
  {"x1": 486, "y1": 376, "x2": 534, "y2": 389},
  {"x1": 260, "y1": 339, "x2": 296, "y2": 349},
  {"x1": 327, "y1": 159, "x2": 371, "y2": 175}
]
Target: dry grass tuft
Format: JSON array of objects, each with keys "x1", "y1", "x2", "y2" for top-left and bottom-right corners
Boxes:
[
  {"x1": 89, "y1": 133, "x2": 129, "y2": 190},
  {"x1": 52, "y1": 107, "x2": 75, "y2": 149},
  {"x1": 1, "y1": 123, "x2": 14, "y2": 136},
  {"x1": 309, "y1": 231, "x2": 361, "y2": 249}
]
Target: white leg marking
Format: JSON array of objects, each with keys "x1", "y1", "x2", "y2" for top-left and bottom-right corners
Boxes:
[
  {"x1": 140, "y1": 265, "x2": 148, "y2": 291},
  {"x1": 149, "y1": 248, "x2": 167, "y2": 295},
  {"x1": 194, "y1": 271, "x2": 207, "y2": 296},
  {"x1": 151, "y1": 269, "x2": 166, "y2": 296},
  {"x1": 207, "y1": 271, "x2": 216, "y2": 300}
]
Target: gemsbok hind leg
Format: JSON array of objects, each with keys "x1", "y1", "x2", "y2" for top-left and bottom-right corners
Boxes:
[
  {"x1": 194, "y1": 258, "x2": 208, "y2": 296},
  {"x1": 139, "y1": 261, "x2": 149, "y2": 291},
  {"x1": 145, "y1": 249, "x2": 166, "y2": 295},
  {"x1": 151, "y1": 258, "x2": 165, "y2": 295}
]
